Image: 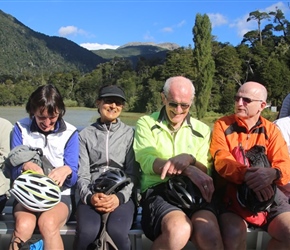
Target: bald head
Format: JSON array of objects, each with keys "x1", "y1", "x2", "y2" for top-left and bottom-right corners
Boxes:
[
  {"x1": 163, "y1": 76, "x2": 195, "y2": 101},
  {"x1": 239, "y1": 81, "x2": 267, "y2": 102}
]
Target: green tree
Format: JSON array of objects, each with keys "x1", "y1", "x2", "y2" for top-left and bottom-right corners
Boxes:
[
  {"x1": 256, "y1": 57, "x2": 290, "y2": 107},
  {"x1": 13, "y1": 82, "x2": 35, "y2": 105},
  {"x1": 161, "y1": 47, "x2": 195, "y2": 80},
  {"x1": 75, "y1": 69, "x2": 102, "y2": 107},
  {"x1": 269, "y1": 8, "x2": 290, "y2": 42},
  {"x1": 0, "y1": 84, "x2": 15, "y2": 105},
  {"x1": 214, "y1": 45, "x2": 243, "y2": 113},
  {"x1": 192, "y1": 13, "x2": 215, "y2": 119},
  {"x1": 246, "y1": 10, "x2": 271, "y2": 45},
  {"x1": 116, "y1": 71, "x2": 138, "y2": 111}
]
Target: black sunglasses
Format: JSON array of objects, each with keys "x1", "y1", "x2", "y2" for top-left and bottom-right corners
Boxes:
[
  {"x1": 102, "y1": 98, "x2": 124, "y2": 106},
  {"x1": 164, "y1": 94, "x2": 191, "y2": 110},
  {"x1": 168, "y1": 101, "x2": 190, "y2": 110},
  {"x1": 234, "y1": 96, "x2": 263, "y2": 104}
]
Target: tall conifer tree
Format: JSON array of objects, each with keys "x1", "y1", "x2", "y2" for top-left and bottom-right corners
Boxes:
[{"x1": 192, "y1": 14, "x2": 215, "y2": 119}]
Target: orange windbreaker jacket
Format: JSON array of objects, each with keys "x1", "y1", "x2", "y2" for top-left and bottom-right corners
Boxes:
[{"x1": 210, "y1": 114, "x2": 290, "y2": 186}]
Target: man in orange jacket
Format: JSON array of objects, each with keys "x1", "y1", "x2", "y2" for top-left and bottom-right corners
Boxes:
[{"x1": 210, "y1": 81, "x2": 290, "y2": 250}]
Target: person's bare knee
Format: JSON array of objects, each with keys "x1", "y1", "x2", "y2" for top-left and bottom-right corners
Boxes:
[
  {"x1": 38, "y1": 203, "x2": 67, "y2": 237},
  {"x1": 14, "y1": 215, "x2": 36, "y2": 241},
  {"x1": 10, "y1": 215, "x2": 36, "y2": 250},
  {"x1": 191, "y1": 210, "x2": 223, "y2": 250},
  {"x1": 154, "y1": 211, "x2": 191, "y2": 249},
  {"x1": 220, "y1": 213, "x2": 247, "y2": 250},
  {"x1": 267, "y1": 212, "x2": 290, "y2": 247},
  {"x1": 38, "y1": 217, "x2": 59, "y2": 237}
]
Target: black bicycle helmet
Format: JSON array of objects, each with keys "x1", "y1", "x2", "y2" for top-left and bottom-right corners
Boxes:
[
  {"x1": 90, "y1": 168, "x2": 131, "y2": 195},
  {"x1": 237, "y1": 183, "x2": 276, "y2": 213},
  {"x1": 237, "y1": 145, "x2": 276, "y2": 213},
  {"x1": 165, "y1": 176, "x2": 205, "y2": 210}
]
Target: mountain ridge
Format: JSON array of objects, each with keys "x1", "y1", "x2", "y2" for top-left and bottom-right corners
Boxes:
[
  {"x1": 0, "y1": 9, "x2": 178, "y2": 76},
  {"x1": 117, "y1": 42, "x2": 180, "y2": 50}
]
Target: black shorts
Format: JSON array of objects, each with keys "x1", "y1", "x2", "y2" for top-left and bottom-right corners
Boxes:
[
  {"x1": 13, "y1": 194, "x2": 73, "y2": 220},
  {"x1": 219, "y1": 187, "x2": 290, "y2": 230},
  {"x1": 140, "y1": 183, "x2": 218, "y2": 241},
  {"x1": 262, "y1": 188, "x2": 290, "y2": 230},
  {"x1": 0, "y1": 194, "x2": 7, "y2": 213}
]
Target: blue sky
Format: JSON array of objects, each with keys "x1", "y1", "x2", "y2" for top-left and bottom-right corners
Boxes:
[{"x1": 1, "y1": 1, "x2": 289, "y2": 50}]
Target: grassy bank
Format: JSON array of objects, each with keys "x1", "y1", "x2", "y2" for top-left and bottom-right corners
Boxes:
[
  {"x1": 0, "y1": 106, "x2": 278, "y2": 129},
  {"x1": 120, "y1": 109, "x2": 279, "y2": 128}
]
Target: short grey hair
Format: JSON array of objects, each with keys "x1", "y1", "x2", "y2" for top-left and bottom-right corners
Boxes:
[{"x1": 163, "y1": 76, "x2": 195, "y2": 100}]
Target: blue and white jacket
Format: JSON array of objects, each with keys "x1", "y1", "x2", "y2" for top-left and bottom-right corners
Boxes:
[{"x1": 11, "y1": 117, "x2": 79, "y2": 195}]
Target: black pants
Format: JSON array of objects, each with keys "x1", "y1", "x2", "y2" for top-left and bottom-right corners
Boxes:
[
  {"x1": 74, "y1": 199, "x2": 135, "y2": 250},
  {"x1": 0, "y1": 194, "x2": 7, "y2": 213}
]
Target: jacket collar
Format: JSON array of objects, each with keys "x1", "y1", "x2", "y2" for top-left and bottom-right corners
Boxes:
[
  {"x1": 93, "y1": 118, "x2": 121, "y2": 132},
  {"x1": 152, "y1": 106, "x2": 204, "y2": 138},
  {"x1": 30, "y1": 117, "x2": 67, "y2": 134},
  {"x1": 157, "y1": 106, "x2": 192, "y2": 125},
  {"x1": 234, "y1": 115, "x2": 263, "y2": 131}
]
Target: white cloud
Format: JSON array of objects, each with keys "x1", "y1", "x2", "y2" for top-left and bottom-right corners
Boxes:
[
  {"x1": 176, "y1": 20, "x2": 186, "y2": 27},
  {"x1": 58, "y1": 25, "x2": 87, "y2": 37},
  {"x1": 230, "y1": 14, "x2": 254, "y2": 38},
  {"x1": 264, "y1": 1, "x2": 288, "y2": 13},
  {"x1": 143, "y1": 31, "x2": 155, "y2": 41},
  {"x1": 80, "y1": 43, "x2": 119, "y2": 50},
  {"x1": 161, "y1": 27, "x2": 173, "y2": 33},
  {"x1": 161, "y1": 20, "x2": 186, "y2": 33},
  {"x1": 229, "y1": 2, "x2": 288, "y2": 38},
  {"x1": 208, "y1": 13, "x2": 228, "y2": 28}
]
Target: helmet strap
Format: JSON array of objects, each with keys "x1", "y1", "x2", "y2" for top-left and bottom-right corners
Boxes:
[{"x1": 10, "y1": 235, "x2": 24, "y2": 250}]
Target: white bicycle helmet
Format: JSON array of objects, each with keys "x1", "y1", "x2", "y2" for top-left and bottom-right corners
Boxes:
[{"x1": 10, "y1": 170, "x2": 61, "y2": 212}]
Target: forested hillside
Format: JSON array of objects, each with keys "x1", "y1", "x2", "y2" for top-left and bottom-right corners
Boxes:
[
  {"x1": 0, "y1": 10, "x2": 107, "y2": 76},
  {"x1": 1, "y1": 8, "x2": 290, "y2": 117},
  {"x1": 92, "y1": 44, "x2": 172, "y2": 68},
  {"x1": 0, "y1": 10, "x2": 175, "y2": 77}
]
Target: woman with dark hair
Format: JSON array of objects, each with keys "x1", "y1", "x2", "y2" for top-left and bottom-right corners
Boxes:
[
  {"x1": 9, "y1": 84, "x2": 79, "y2": 250},
  {"x1": 74, "y1": 85, "x2": 139, "y2": 250}
]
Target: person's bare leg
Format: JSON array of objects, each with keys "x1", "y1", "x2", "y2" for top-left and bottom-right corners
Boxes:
[
  {"x1": 38, "y1": 202, "x2": 68, "y2": 250},
  {"x1": 9, "y1": 204, "x2": 37, "y2": 250},
  {"x1": 267, "y1": 212, "x2": 290, "y2": 250},
  {"x1": 191, "y1": 210, "x2": 224, "y2": 250},
  {"x1": 219, "y1": 212, "x2": 247, "y2": 250},
  {"x1": 151, "y1": 210, "x2": 191, "y2": 250}
]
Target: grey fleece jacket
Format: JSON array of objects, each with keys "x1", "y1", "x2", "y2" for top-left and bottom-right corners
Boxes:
[{"x1": 77, "y1": 118, "x2": 139, "y2": 206}]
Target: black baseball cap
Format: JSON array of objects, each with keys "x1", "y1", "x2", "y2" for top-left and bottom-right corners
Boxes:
[{"x1": 98, "y1": 85, "x2": 126, "y2": 101}]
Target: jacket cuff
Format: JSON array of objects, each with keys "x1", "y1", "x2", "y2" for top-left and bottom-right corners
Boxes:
[
  {"x1": 86, "y1": 194, "x2": 93, "y2": 206},
  {"x1": 116, "y1": 192, "x2": 125, "y2": 205}
]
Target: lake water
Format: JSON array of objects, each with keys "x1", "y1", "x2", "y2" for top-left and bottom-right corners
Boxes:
[{"x1": 0, "y1": 106, "x2": 98, "y2": 129}]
